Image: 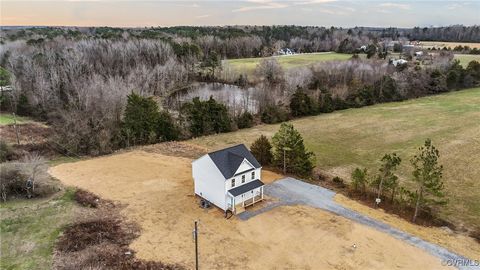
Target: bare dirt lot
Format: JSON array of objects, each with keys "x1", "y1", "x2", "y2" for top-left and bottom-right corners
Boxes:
[{"x1": 49, "y1": 150, "x2": 454, "y2": 270}]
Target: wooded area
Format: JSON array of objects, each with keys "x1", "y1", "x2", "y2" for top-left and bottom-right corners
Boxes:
[{"x1": 0, "y1": 26, "x2": 479, "y2": 155}]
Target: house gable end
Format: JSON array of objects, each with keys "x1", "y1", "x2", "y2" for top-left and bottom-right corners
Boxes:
[{"x1": 234, "y1": 159, "x2": 255, "y2": 175}]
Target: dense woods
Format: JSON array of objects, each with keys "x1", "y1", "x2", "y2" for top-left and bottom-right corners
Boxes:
[{"x1": 1, "y1": 25, "x2": 480, "y2": 155}]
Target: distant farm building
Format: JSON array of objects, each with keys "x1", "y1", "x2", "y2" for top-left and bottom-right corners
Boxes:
[{"x1": 192, "y1": 144, "x2": 264, "y2": 215}]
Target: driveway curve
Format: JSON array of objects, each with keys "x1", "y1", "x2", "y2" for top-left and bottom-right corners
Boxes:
[{"x1": 238, "y1": 177, "x2": 479, "y2": 270}]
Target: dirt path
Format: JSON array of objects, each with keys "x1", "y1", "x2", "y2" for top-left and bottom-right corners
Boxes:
[{"x1": 49, "y1": 150, "x2": 455, "y2": 270}]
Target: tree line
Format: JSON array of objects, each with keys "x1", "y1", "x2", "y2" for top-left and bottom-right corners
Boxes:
[
  {"x1": 1, "y1": 30, "x2": 479, "y2": 156},
  {"x1": 3, "y1": 25, "x2": 480, "y2": 60}
]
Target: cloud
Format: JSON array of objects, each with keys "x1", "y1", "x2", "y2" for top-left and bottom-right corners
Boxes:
[
  {"x1": 176, "y1": 3, "x2": 200, "y2": 8},
  {"x1": 232, "y1": 0, "x2": 337, "y2": 13},
  {"x1": 232, "y1": 1, "x2": 289, "y2": 12},
  {"x1": 196, "y1": 14, "x2": 210, "y2": 19},
  {"x1": 294, "y1": 0, "x2": 337, "y2": 5},
  {"x1": 446, "y1": 2, "x2": 468, "y2": 10},
  {"x1": 378, "y1": 3, "x2": 411, "y2": 10}
]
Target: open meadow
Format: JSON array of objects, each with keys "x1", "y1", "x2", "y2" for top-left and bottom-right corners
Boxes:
[
  {"x1": 189, "y1": 87, "x2": 480, "y2": 230},
  {"x1": 225, "y1": 51, "x2": 479, "y2": 78},
  {"x1": 225, "y1": 52, "x2": 353, "y2": 76},
  {"x1": 454, "y1": 54, "x2": 480, "y2": 67}
]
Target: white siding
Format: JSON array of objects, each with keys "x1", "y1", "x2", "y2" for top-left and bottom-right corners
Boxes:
[
  {"x1": 192, "y1": 155, "x2": 228, "y2": 210},
  {"x1": 225, "y1": 168, "x2": 262, "y2": 190}
]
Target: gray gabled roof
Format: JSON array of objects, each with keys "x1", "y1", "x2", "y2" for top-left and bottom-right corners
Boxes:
[{"x1": 208, "y1": 144, "x2": 261, "y2": 179}]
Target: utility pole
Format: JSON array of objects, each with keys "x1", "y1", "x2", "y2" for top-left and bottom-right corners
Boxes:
[{"x1": 193, "y1": 220, "x2": 199, "y2": 270}]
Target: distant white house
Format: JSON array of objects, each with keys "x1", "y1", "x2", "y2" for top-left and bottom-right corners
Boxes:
[
  {"x1": 277, "y1": 48, "x2": 294, "y2": 55},
  {"x1": 192, "y1": 144, "x2": 264, "y2": 215},
  {"x1": 391, "y1": 59, "x2": 408, "y2": 67},
  {"x1": 0, "y1": 85, "x2": 13, "y2": 93},
  {"x1": 415, "y1": 51, "x2": 424, "y2": 57}
]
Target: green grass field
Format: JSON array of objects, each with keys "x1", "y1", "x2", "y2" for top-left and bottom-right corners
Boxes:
[
  {"x1": 454, "y1": 54, "x2": 480, "y2": 67},
  {"x1": 190, "y1": 87, "x2": 480, "y2": 228},
  {"x1": 0, "y1": 190, "x2": 75, "y2": 270},
  {"x1": 225, "y1": 52, "x2": 479, "y2": 78},
  {"x1": 225, "y1": 52, "x2": 353, "y2": 76},
  {"x1": 0, "y1": 113, "x2": 31, "y2": 126}
]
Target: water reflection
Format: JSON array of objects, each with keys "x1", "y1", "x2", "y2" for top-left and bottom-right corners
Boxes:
[{"x1": 166, "y1": 83, "x2": 259, "y2": 113}]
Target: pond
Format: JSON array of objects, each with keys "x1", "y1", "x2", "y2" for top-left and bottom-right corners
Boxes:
[{"x1": 166, "y1": 83, "x2": 260, "y2": 113}]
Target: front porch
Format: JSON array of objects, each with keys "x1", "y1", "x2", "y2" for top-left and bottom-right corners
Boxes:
[
  {"x1": 227, "y1": 180, "x2": 265, "y2": 214},
  {"x1": 232, "y1": 193, "x2": 264, "y2": 214}
]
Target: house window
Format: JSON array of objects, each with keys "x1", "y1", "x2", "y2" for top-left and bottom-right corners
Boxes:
[
  {"x1": 251, "y1": 171, "x2": 255, "y2": 179},
  {"x1": 241, "y1": 175, "x2": 245, "y2": 183},
  {"x1": 231, "y1": 178, "x2": 235, "y2": 187}
]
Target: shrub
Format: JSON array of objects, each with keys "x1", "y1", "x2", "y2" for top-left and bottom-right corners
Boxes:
[
  {"x1": 236, "y1": 111, "x2": 254, "y2": 129},
  {"x1": 181, "y1": 97, "x2": 231, "y2": 137},
  {"x1": 0, "y1": 154, "x2": 56, "y2": 202},
  {"x1": 260, "y1": 105, "x2": 289, "y2": 124},
  {"x1": 318, "y1": 93, "x2": 335, "y2": 113},
  {"x1": 0, "y1": 165, "x2": 26, "y2": 202},
  {"x1": 250, "y1": 135, "x2": 273, "y2": 165},
  {"x1": 0, "y1": 93, "x2": 12, "y2": 112},
  {"x1": 122, "y1": 93, "x2": 179, "y2": 146},
  {"x1": 289, "y1": 88, "x2": 317, "y2": 117},
  {"x1": 470, "y1": 227, "x2": 480, "y2": 243},
  {"x1": 332, "y1": 176, "x2": 346, "y2": 188},
  {"x1": 0, "y1": 140, "x2": 14, "y2": 162},
  {"x1": 56, "y1": 219, "x2": 130, "y2": 252},
  {"x1": 351, "y1": 167, "x2": 368, "y2": 193},
  {"x1": 16, "y1": 93, "x2": 32, "y2": 116},
  {"x1": 74, "y1": 189, "x2": 100, "y2": 208},
  {"x1": 122, "y1": 93, "x2": 162, "y2": 146},
  {"x1": 157, "y1": 110, "x2": 179, "y2": 141}
]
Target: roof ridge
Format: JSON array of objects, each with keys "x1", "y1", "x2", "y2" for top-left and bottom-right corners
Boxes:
[{"x1": 207, "y1": 144, "x2": 246, "y2": 155}]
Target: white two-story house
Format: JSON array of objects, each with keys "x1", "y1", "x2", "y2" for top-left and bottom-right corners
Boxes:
[{"x1": 192, "y1": 144, "x2": 264, "y2": 214}]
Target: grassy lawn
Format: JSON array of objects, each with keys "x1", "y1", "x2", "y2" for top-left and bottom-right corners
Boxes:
[
  {"x1": 189, "y1": 87, "x2": 480, "y2": 228},
  {"x1": 0, "y1": 190, "x2": 75, "y2": 270},
  {"x1": 0, "y1": 113, "x2": 31, "y2": 126},
  {"x1": 454, "y1": 54, "x2": 480, "y2": 67},
  {"x1": 225, "y1": 52, "x2": 353, "y2": 77}
]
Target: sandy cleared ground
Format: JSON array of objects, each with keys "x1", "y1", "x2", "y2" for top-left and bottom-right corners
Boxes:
[
  {"x1": 334, "y1": 194, "x2": 480, "y2": 260},
  {"x1": 49, "y1": 150, "x2": 453, "y2": 270}
]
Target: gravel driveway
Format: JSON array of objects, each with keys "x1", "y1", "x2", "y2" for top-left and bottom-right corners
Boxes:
[{"x1": 238, "y1": 177, "x2": 479, "y2": 270}]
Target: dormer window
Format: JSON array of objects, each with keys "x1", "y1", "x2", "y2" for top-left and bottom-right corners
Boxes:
[
  {"x1": 231, "y1": 178, "x2": 235, "y2": 187},
  {"x1": 241, "y1": 175, "x2": 245, "y2": 183},
  {"x1": 251, "y1": 171, "x2": 255, "y2": 179}
]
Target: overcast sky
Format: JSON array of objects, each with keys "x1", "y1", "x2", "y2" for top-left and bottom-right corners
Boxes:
[{"x1": 1, "y1": 0, "x2": 479, "y2": 28}]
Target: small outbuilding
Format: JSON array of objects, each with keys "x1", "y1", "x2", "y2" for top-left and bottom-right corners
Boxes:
[{"x1": 192, "y1": 144, "x2": 264, "y2": 214}]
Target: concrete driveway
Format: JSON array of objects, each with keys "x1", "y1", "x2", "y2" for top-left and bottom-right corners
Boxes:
[{"x1": 238, "y1": 177, "x2": 479, "y2": 270}]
